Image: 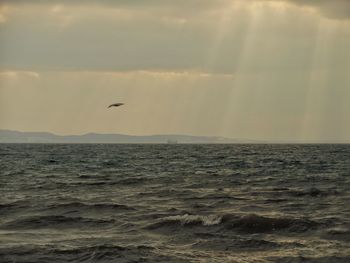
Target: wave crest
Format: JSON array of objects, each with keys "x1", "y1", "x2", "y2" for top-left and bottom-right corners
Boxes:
[
  {"x1": 1, "y1": 215, "x2": 115, "y2": 230},
  {"x1": 146, "y1": 214, "x2": 222, "y2": 230},
  {"x1": 146, "y1": 213, "x2": 319, "y2": 234}
]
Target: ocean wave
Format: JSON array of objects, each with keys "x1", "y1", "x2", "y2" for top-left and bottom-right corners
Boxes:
[
  {"x1": 0, "y1": 202, "x2": 17, "y2": 211},
  {"x1": 0, "y1": 244, "x2": 166, "y2": 263},
  {"x1": 0, "y1": 200, "x2": 30, "y2": 214},
  {"x1": 115, "y1": 177, "x2": 146, "y2": 185},
  {"x1": 45, "y1": 159, "x2": 59, "y2": 164},
  {"x1": 146, "y1": 214, "x2": 222, "y2": 230},
  {"x1": 183, "y1": 193, "x2": 247, "y2": 201},
  {"x1": 146, "y1": 213, "x2": 319, "y2": 234},
  {"x1": 270, "y1": 256, "x2": 350, "y2": 263},
  {"x1": 78, "y1": 177, "x2": 146, "y2": 186},
  {"x1": 223, "y1": 214, "x2": 318, "y2": 233},
  {"x1": 46, "y1": 202, "x2": 135, "y2": 212},
  {"x1": 55, "y1": 244, "x2": 154, "y2": 254},
  {"x1": 1, "y1": 215, "x2": 115, "y2": 230},
  {"x1": 324, "y1": 228, "x2": 350, "y2": 242},
  {"x1": 2, "y1": 144, "x2": 349, "y2": 262},
  {"x1": 288, "y1": 187, "x2": 339, "y2": 197},
  {"x1": 192, "y1": 238, "x2": 292, "y2": 251},
  {"x1": 102, "y1": 160, "x2": 122, "y2": 166}
]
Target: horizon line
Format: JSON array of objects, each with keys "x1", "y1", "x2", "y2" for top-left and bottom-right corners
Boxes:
[{"x1": 1, "y1": 129, "x2": 350, "y2": 144}]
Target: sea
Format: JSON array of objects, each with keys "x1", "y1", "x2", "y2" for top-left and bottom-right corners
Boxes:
[{"x1": 0, "y1": 144, "x2": 349, "y2": 263}]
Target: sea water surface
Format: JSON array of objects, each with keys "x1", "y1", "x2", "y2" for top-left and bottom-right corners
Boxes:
[{"x1": 0, "y1": 144, "x2": 349, "y2": 262}]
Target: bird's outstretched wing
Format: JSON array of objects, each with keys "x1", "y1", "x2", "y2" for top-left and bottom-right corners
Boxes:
[{"x1": 108, "y1": 103, "x2": 124, "y2": 108}]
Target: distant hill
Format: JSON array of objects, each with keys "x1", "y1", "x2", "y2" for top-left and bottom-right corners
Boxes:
[{"x1": 0, "y1": 129, "x2": 256, "y2": 144}]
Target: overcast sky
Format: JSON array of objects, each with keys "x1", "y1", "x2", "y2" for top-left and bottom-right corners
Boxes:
[{"x1": 0, "y1": 0, "x2": 349, "y2": 141}]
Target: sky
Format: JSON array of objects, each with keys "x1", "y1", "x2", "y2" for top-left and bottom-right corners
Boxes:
[{"x1": 0, "y1": 0, "x2": 349, "y2": 141}]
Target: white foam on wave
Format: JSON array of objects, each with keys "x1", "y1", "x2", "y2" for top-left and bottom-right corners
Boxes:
[{"x1": 164, "y1": 214, "x2": 222, "y2": 226}]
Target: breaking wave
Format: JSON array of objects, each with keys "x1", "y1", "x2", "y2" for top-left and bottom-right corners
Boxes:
[{"x1": 146, "y1": 213, "x2": 319, "y2": 234}]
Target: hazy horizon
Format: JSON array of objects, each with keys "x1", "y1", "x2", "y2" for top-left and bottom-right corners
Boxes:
[
  {"x1": 3, "y1": 128, "x2": 350, "y2": 144},
  {"x1": 1, "y1": 0, "x2": 349, "y2": 141}
]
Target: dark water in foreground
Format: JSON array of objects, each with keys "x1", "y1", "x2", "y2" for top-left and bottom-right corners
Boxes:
[{"x1": 0, "y1": 144, "x2": 349, "y2": 263}]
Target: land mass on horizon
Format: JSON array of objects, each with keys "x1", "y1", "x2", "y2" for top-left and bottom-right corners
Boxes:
[
  {"x1": 1, "y1": 130, "x2": 348, "y2": 144},
  {"x1": 0, "y1": 129, "x2": 257, "y2": 144}
]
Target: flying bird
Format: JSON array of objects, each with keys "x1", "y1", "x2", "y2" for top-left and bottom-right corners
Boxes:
[{"x1": 108, "y1": 103, "x2": 124, "y2": 108}]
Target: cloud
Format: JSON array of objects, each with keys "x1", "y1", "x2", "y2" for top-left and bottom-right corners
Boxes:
[
  {"x1": 0, "y1": 71, "x2": 40, "y2": 79},
  {"x1": 283, "y1": 0, "x2": 350, "y2": 20},
  {"x1": 0, "y1": 0, "x2": 349, "y2": 73},
  {"x1": 1, "y1": 0, "x2": 350, "y2": 20},
  {"x1": 0, "y1": 5, "x2": 9, "y2": 23}
]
